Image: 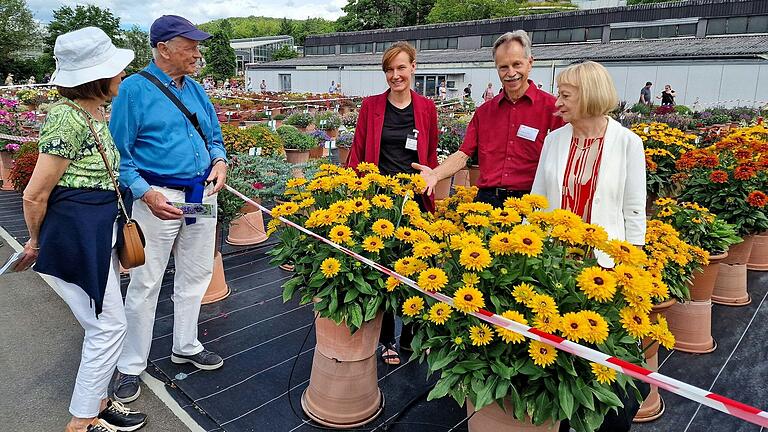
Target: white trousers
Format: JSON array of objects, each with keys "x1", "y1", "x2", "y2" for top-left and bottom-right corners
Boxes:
[
  {"x1": 48, "y1": 225, "x2": 126, "y2": 418},
  {"x1": 117, "y1": 185, "x2": 216, "y2": 375}
]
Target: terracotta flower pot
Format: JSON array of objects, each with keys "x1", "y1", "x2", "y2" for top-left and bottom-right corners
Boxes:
[
  {"x1": 469, "y1": 164, "x2": 481, "y2": 186},
  {"x1": 634, "y1": 298, "x2": 675, "y2": 423},
  {"x1": 453, "y1": 168, "x2": 470, "y2": 188},
  {"x1": 689, "y1": 252, "x2": 728, "y2": 301},
  {"x1": 434, "y1": 177, "x2": 452, "y2": 200},
  {"x1": 666, "y1": 300, "x2": 716, "y2": 354},
  {"x1": 467, "y1": 399, "x2": 560, "y2": 432},
  {"x1": 722, "y1": 236, "x2": 755, "y2": 265},
  {"x1": 337, "y1": 147, "x2": 351, "y2": 167},
  {"x1": 309, "y1": 145, "x2": 324, "y2": 159},
  {"x1": 301, "y1": 313, "x2": 384, "y2": 428},
  {"x1": 285, "y1": 149, "x2": 310, "y2": 165},
  {"x1": 226, "y1": 210, "x2": 269, "y2": 246},
  {"x1": 325, "y1": 128, "x2": 338, "y2": 139},
  {"x1": 202, "y1": 251, "x2": 230, "y2": 304},
  {"x1": 747, "y1": 232, "x2": 768, "y2": 271},
  {"x1": 712, "y1": 263, "x2": 751, "y2": 306},
  {"x1": 0, "y1": 151, "x2": 15, "y2": 191}
]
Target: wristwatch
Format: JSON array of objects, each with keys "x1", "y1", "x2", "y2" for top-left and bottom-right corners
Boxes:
[{"x1": 211, "y1": 157, "x2": 227, "y2": 167}]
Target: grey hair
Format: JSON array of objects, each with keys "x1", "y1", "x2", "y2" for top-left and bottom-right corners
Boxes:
[
  {"x1": 151, "y1": 37, "x2": 181, "y2": 60},
  {"x1": 492, "y1": 30, "x2": 532, "y2": 59}
]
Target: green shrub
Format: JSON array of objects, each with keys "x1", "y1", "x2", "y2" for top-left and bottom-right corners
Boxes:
[
  {"x1": 314, "y1": 111, "x2": 342, "y2": 130},
  {"x1": 284, "y1": 112, "x2": 313, "y2": 128},
  {"x1": 277, "y1": 125, "x2": 316, "y2": 150}
]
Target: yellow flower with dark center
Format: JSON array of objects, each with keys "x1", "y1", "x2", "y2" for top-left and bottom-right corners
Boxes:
[
  {"x1": 411, "y1": 216, "x2": 431, "y2": 231},
  {"x1": 320, "y1": 258, "x2": 341, "y2": 278},
  {"x1": 619, "y1": 307, "x2": 651, "y2": 339},
  {"x1": 329, "y1": 202, "x2": 353, "y2": 218},
  {"x1": 579, "y1": 311, "x2": 609, "y2": 344},
  {"x1": 329, "y1": 225, "x2": 353, "y2": 244},
  {"x1": 272, "y1": 202, "x2": 300, "y2": 218},
  {"x1": 298, "y1": 197, "x2": 315, "y2": 209},
  {"x1": 528, "y1": 341, "x2": 557, "y2": 367},
  {"x1": 372, "y1": 219, "x2": 395, "y2": 238},
  {"x1": 318, "y1": 209, "x2": 339, "y2": 226},
  {"x1": 356, "y1": 162, "x2": 379, "y2": 174},
  {"x1": 508, "y1": 225, "x2": 544, "y2": 257},
  {"x1": 403, "y1": 200, "x2": 421, "y2": 217},
  {"x1": 469, "y1": 324, "x2": 494, "y2": 346},
  {"x1": 504, "y1": 197, "x2": 534, "y2": 216},
  {"x1": 347, "y1": 177, "x2": 371, "y2": 192},
  {"x1": 428, "y1": 303, "x2": 452, "y2": 325},
  {"x1": 582, "y1": 224, "x2": 609, "y2": 248},
  {"x1": 522, "y1": 194, "x2": 549, "y2": 210},
  {"x1": 649, "y1": 316, "x2": 676, "y2": 349},
  {"x1": 591, "y1": 363, "x2": 617, "y2": 384},
  {"x1": 286, "y1": 178, "x2": 307, "y2": 188},
  {"x1": 459, "y1": 233, "x2": 484, "y2": 248},
  {"x1": 402, "y1": 296, "x2": 425, "y2": 317},
  {"x1": 430, "y1": 220, "x2": 459, "y2": 237},
  {"x1": 385, "y1": 276, "x2": 400, "y2": 292},
  {"x1": 394, "y1": 257, "x2": 418, "y2": 276},
  {"x1": 552, "y1": 224, "x2": 585, "y2": 245},
  {"x1": 395, "y1": 227, "x2": 419, "y2": 243},
  {"x1": 576, "y1": 267, "x2": 617, "y2": 302},
  {"x1": 489, "y1": 232, "x2": 516, "y2": 255},
  {"x1": 604, "y1": 240, "x2": 647, "y2": 266},
  {"x1": 496, "y1": 310, "x2": 528, "y2": 344},
  {"x1": 624, "y1": 285, "x2": 654, "y2": 314},
  {"x1": 512, "y1": 283, "x2": 537, "y2": 306},
  {"x1": 649, "y1": 277, "x2": 670, "y2": 301},
  {"x1": 266, "y1": 219, "x2": 282, "y2": 236},
  {"x1": 362, "y1": 236, "x2": 384, "y2": 253},
  {"x1": 459, "y1": 246, "x2": 492, "y2": 271},
  {"x1": 350, "y1": 198, "x2": 371, "y2": 214},
  {"x1": 529, "y1": 294, "x2": 558, "y2": 316},
  {"x1": 490, "y1": 208, "x2": 522, "y2": 226},
  {"x1": 533, "y1": 313, "x2": 561, "y2": 333},
  {"x1": 453, "y1": 286, "x2": 485, "y2": 313},
  {"x1": 559, "y1": 312, "x2": 590, "y2": 342},
  {"x1": 418, "y1": 268, "x2": 448, "y2": 292},
  {"x1": 413, "y1": 241, "x2": 441, "y2": 258},
  {"x1": 462, "y1": 273, "x2": 480, "y2": 287},
  {"x1": 464, "y1": 214, "x2": 491, "y2": 228}
]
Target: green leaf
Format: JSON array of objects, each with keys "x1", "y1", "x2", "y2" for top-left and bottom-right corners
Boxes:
[
  {"x1": 364, "y1": 296, "x2": 383, "y2": 321},
  {"x1": 282, "y1": 276, "x2": 302, "y2": 302},
  {"x1": 328, "y1": 290, "x2": 339, "y2": 314},
  {"x1": 348, "y1": 303, "x2": 363, "y2": 328},
  {"x1": 430, "y1": 349, "x2": 460, "y2": 371},
  {"x1": 558, "y1": 381, "x2": 575, "y2": 418},
  {"x1": 494, "y1": 379, "x2": 510, "y2": 401},
  {"x1": 428, "y1": 373, "x2": 460, "y2": 400},
  {"x1": 343, "y1": 287, "x2": 359, "y2": 303},
  {"x1": 474, "y1": 376, "x2": 497, "y2": 410},
  {"x1": 572, "y1": 378, "x2": 595, "y2": 411},
  {"x1": 592, "y1": 384, "x2": 624, "y2": 407}
]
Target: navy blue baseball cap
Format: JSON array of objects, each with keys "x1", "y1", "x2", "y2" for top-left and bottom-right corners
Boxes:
[{"x1": 150, "y1": 15, "x2": 211, "y2": 47}]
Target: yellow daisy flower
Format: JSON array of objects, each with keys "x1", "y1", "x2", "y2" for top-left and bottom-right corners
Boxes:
[
  {"x1": 372, "y1": 219, "x2": 395, "y2": 238},
  {"x1": 496, "y1": 310, "x2": 528, "y2": 344},
  {"x1": 395, "y1": 227, "x2": 419, "y2": 243},
  {"x1": 356, "y1": 162, "x2": 379, "y2": 174},
  {"x1": 512, "y1": 283, "x2": 537, "y2": 306},
  {"x1": 591, "y1": 363, "x2": 617, "y2": 384},
  {"x1": 402, "y1": 296, "x2": 425, "y2": 317},
  {"x1": 418, "y1": 268, "x2": 449, "y2": 292},
  {"x1": 576, "y1": 267, "x2": 617, "y2": 302},
  {"x1": 350, "y1": 198, "x2": 371, "y2": 214},
  {"x1": 385, "y1": 276, "x2": 400, "y2": 292},
  {"x1": 580, "y1": 311, "x2": 609, "y2": 344},
  {"x1": 528, "y1": 341, "x2": 557, "y2": 367},
  {"x1": 533, "y1": 313, "x2": 561, "y2": 333},
  {"x1": 320, "y1": 258, "x2": 341, "y2": 278},
  {"x1": 394, "y1": 257, "x2": 418, "y2": 277},
  {"x1": 464, "y1": 214, "x2": 491, "y2": 228},
  {"x1": 462, "y1": 273, "x2": 480, "y2": 287},
  {"x1": 413, "y1": 241, "x2": 441, "y2": 259},
  {"x1": 272, "y1": 202, "x2": 300, "y2": 218},
  {"x1": 529, "y1": 294, "x2": 559, "y2": 316},
  {"x1": 649, "y1": 316, "x2": 676, "y2": 349},
  {"x1": 559, "y1": 312, "x2": 590, "y2": 342},
  {"x1": 453, "y1": 286, "x2": 485, "y2": 313},
  {"x1": 619, "y1": 307, "x2": 651, "y2": 339},
  {"x1": 298, "y1": 197, "x2": 315, "y2": 209},
  {"x1": 522, "y1": 194, "x2": 549, "y2": 210},
  {"x1": 508, "y1": 225, "x2": 544, "y2": 257},
  {"x1": 459, "y1": 246, "x2": 492, "y2": 271},
  {"x1": 582, "y1": 224, "x2": 609, "y2": 248},
  {"x1": 604, "y1": 240, "x2": 647, "y2": 266},
  {"x1": 428, "y1": 303, "x2": 452, "y2": 325},
  {"x1": 489, "y1": 232, "x2": 516, "y2": 255},
  {"x1": 328, "y1": 225, "x2": 353, "y2": 244},
  {"x1": 347, "y1": 177, "x2": 371, "y2": 192},
  {"x1": 362, "y1": 236, "x2": 384, "y2": 253},
  {"x1": 469, "y1": 324, "x2": 494, "y2": 346},
  {"x1": 490, "y1": 208, "x2": 522, "y2": 226},
  {"x1": 286, "y1": 178, "x2": 307, "y2": 188}
]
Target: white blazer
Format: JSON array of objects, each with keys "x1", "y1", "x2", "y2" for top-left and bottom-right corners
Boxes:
[{"x1": 531, "y1": 117, "x2": 646, "y2": 267}]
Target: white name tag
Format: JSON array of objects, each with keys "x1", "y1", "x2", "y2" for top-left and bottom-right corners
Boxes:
[
  {"x1": 517, "y1": 125, "x2": 539, "y2": 141},
  {"x1": 405, "y1": 137, "x2": 418, "y2": 151}
]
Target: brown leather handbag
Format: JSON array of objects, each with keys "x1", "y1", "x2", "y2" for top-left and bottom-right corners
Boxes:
[{"x1": 64, "y1": 101, "x2": 146, "y2": 268}]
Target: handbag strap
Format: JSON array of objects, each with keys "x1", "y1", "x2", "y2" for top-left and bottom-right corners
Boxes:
[
  {"x1": 61, "y1": 101, "x2": 131, "y2": 222},
  {"x1": 138, "y1": 71, "x2": 208, "y2": 146}
]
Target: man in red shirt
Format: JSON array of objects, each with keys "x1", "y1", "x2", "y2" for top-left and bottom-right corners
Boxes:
[{"x1": 414, "y1": 30, "x2": 564, "y2": 207}]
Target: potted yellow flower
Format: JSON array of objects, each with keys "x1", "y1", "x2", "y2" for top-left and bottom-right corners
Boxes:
[
  {"x1": 394, "y1": 188, "x2": 674, "y2": 432},
  {"x1": 268, "y1": 162, "x2": 429, "y2": 428}
]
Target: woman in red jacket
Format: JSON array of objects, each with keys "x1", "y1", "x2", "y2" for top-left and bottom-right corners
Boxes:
[{"x1": 346, "y1": 41, "x2": 439, "y2": 365}]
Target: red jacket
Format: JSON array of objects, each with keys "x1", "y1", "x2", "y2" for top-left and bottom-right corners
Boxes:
[{"x1": 347, "y1": 89, "x2": 439, "y2": 212}]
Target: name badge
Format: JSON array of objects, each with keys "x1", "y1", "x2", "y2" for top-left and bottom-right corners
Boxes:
[
  {"x1": 517, "y1": 125, "x2": 539, "y2": 141},
  {"x1": 405, "y1": 128, "x2": 419, "y2": 151}
]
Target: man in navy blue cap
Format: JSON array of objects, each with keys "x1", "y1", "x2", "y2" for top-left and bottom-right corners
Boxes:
[{"x1": 110, "y1": 14, "x2": 229, "y2": 403}]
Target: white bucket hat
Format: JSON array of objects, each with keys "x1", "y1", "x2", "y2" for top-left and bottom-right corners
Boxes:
[{"x1": 51, "y1": 27, "x2": 135, "y2": 88}]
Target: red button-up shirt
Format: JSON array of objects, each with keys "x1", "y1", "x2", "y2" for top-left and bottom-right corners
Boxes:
[{"x1": 459, "y1": 81, "x2": 564, "y2": 190}]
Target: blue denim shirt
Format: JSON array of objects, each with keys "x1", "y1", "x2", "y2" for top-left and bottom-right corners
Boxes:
[{"x1": 110, "y1": 61, "x2": 227, "y2": 198}]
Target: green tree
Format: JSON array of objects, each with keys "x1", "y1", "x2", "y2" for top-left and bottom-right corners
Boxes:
[
  {"x1": 119, "y1": 26, "x2": 152, "y2": 73},
  {"x1": 46, "y1": 5, "x2": 122, "y2": 53},
  {"x1": 0, "y1": 0, "x2": 41, "y2": 69},
  {"x1": 427, "y1": 0, "x2": 519, "y2": 23},
  {"x1": 335, "y1": 0, "x2": 410, "y2": 31},
  {"x1": 205, "y1": 28, "x2": 236, "y2": 81},
  {"x1": 271, "y1": 44, "x2": 298, "y2": 61},
  {"x1": 627, "y1": 0, "x2": 676, "y2": 3},
  {"x1": 278, "y1": 17, "x2": 293, "y2": 36},
  {"x1": 295, "y1": 17, "x2": 337, "y2": 45}
]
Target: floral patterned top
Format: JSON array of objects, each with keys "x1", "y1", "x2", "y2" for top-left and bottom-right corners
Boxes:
[{"x1": 37, "y1": 99, "x2": 119, "y2": 191}]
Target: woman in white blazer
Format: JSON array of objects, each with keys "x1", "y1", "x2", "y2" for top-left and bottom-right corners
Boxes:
[{"x1": 531, "y1": 61, "x2": 646, "y2": 268}]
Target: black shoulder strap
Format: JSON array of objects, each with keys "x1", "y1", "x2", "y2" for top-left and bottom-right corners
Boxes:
[{"x1": 137, "y1": 71, "x2": 208, "y2": 146}]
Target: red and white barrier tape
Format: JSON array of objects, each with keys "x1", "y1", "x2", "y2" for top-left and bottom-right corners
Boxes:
[
  {"x1": 212, "y1": 93, "x2": 362, "y2": 105},
  {"x1": 224, "y1": 184, "x2": 768, "y2": 428},
  {"x1": 0, "y1": 133, "x2": 38, "y2": 143}
]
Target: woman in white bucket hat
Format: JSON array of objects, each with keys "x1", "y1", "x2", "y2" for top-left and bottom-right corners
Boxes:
[{"x1": 15, "y1": 27, "x2": 148, "y2": 432}]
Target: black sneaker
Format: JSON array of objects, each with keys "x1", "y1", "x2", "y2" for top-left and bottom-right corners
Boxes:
[
  {"x1": 99, "y1": 400, "x2": 148, "y2": 432},
  {"x1": 112, "y1": 372, "x2": 141, "y2": 403},
  {"x1": 86, "y1": 419, "x2": 118, "y2": 432},
  {"x1": 171, "y1": 349, "x2": 224, "y2": 370}
]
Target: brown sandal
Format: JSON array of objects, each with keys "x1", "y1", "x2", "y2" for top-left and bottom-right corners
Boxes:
[{"x1": 380, "y1": 343, "x2": 401, "y2": 365}]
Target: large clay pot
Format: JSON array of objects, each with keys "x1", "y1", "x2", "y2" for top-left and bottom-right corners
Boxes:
[
  {"x1": 689, "y1": 252, "x2": 728, "y2": 301},
  {"x1": 302, "y1": 312, "x2": 384, "y2": 428},
  {"x1": 226, "y1": 210, "x2": 268, "y2": 246},
  {"x1": 666, "y1": 300, "x2": 716, "y2": 354},
  {"x1": 453, "y1": 168, "x2": 471, "y2": 188},
  {"x1": 469, "y1": 164, "x2": 481, "y2": 186},
  {"x1": 712, "y1": 264, "x2": 750, "y2": 306},
  {"x1": 0, "y1": 151, "x2": 14, "y2": 191},
  {"x1": 467, "y1": 399, "x2": 560, "y2": 432},
  {"x1": 337, "y1": 147, "x2": 351, "y2": 167},
  {"x1": 309, "y1": 145, "x2": 324, "y2": 159},
  {"x1": 747, "y1": 232, "x2": 768, "y2": 271},
  {"x1": 722, "y1": 236, "x2": 754, "y2": 265},
  {"x1": 325, "y1": 128, "x2": 338, "y2": 139},
  {"x1": 285, "y1": 149, "x2": 310, "y2": 165},
  {"x1": 634, "y1": 298, "x2": 675, "y2": 423},
  {"x1": 434, "y1": 177, "x2": 452, "y2": 200},
  {"x1": 202, "y1": 251, "x2": 230, "y2": 304}
]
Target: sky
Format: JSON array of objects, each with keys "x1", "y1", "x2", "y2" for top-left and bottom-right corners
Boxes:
[{"x1": 25, "y1": 0, "x2": 348, "y2": 28}]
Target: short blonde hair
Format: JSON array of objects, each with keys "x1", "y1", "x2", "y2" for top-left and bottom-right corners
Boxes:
[
  {"x1": 556, "y1": 61, "x2": 619, "y2": 117},
  {"x1": 381, "y1": 42, "x2": 416, "y2": 72}
]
